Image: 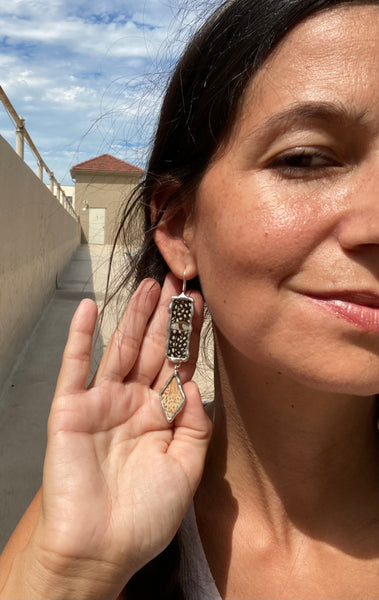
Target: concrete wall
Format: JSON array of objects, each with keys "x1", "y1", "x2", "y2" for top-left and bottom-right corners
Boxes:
[
  {"x1": 0, "y1": 135, "x2": 80, "y2": 393},
  {"x1": 75, "y1": 171, "x2": 142, "y2": 245}
]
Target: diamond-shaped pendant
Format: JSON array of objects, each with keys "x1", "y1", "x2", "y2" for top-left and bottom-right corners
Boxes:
[{"x1": 159, "y1": 371, "x2": 186, "y2": 422}]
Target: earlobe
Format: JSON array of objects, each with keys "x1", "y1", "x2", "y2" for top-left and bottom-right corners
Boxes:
[{"x1": 151, "y1": 186, "x2": 198, "y2": 281}]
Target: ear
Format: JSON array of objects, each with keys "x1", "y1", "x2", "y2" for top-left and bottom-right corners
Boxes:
[{"x1": 152, "y1": 185, "x2": 198, "y2": 281}]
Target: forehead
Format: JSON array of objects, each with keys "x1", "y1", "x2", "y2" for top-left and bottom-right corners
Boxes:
[{"x1": 235, "y1": 4, "x2": 379, "y2": 133}]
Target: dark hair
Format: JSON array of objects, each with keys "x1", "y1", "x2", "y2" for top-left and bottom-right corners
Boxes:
[
  {"x1": 109, "y1": 0, "x2": 377, "y2": 306},
  {"x1": 113, "y1": 1, "x2": 379, "y2": 597}
]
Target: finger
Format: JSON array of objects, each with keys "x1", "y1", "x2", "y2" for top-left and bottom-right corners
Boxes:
[
  {"x1": 168, "y1": 381, "x2": 212, "y2": 486},
  {"x1": 174, "y1": 381, "x2": 211, "y2": 431},
  {"x1": 127, "y1": 272, "x2": 180, "y2": 384},
  {"x1": 95, "y1": 278, "x2": 161, "y2": 384},
  {"x1": 55, "y1": 299, "x2": 98, "y2": 395}
]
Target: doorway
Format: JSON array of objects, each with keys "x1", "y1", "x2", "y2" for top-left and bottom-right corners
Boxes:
[{"x1": 88, "y1": 208, "x2": 106, "y2": 244}]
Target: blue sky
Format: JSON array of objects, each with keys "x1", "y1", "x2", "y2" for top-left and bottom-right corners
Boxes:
[{"x1": 0, "y1": 0, "x2": 214, "y2": 184}]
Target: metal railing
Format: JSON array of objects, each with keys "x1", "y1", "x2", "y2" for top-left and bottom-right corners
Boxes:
[{"x1": 0, "y1": 86, "x2": 79, "y2": 222}]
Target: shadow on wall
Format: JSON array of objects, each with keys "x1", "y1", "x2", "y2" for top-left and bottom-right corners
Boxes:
[
  {"x1": 0, "y1": 245, "x2": 104, "y2": 551},
  {"x1": 0, "y1": 134, "x2": 80, "y2": 396}
]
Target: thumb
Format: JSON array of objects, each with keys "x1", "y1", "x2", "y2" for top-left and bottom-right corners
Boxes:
[{"x1": 168, "y1": 381, "x2": 212, "y2": 491}]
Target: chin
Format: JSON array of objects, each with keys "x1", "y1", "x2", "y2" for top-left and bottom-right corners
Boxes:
[
  {"x1": 292, "y1": 367, "x2": 379, "y2": 398},
  {"x1": 270, "y1": 339, "x2": 379, "y2": 398}
]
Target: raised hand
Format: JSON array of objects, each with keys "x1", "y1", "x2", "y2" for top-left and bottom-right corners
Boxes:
[{"x1": 15, "y1": 274, "x2": 212, "y2": 599}]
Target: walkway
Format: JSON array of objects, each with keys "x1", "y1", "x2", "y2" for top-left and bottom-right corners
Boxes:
[
  {"x1": 0, "y1": 244, "x2": 213, "y2": 551},
  {"x1": 0, "y1": 245, "x2": 114, "y2": 550}
]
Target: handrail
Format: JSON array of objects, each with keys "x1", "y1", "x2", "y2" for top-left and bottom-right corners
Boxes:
[{"x1": 0, "y1": 86, "x2": 79, "y2": 222}]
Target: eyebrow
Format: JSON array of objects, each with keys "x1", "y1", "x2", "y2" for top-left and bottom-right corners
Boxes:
[{"x1": 250, "y1": 101, "x2": 369, "y2": 138}]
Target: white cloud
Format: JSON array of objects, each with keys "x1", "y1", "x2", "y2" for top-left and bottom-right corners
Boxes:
[
  {"x1": 43, "y1": 86, "x2": 96, "y2": 107},
  {"x1": 0, "y1": 0, "x2": 214, "y2": 183}
]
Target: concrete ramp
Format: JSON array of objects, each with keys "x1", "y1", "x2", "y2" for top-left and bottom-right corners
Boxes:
[
  {"x1": 0, "y1": 243, "x2": 214, "y2": 551},
  {"x1": 0, "y1": 244, "x2": 113, "y2": 550}
]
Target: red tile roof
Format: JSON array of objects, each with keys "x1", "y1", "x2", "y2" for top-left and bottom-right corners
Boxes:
[{"x1": 71, "y1": 154, "x2": 143, "y2": 174}]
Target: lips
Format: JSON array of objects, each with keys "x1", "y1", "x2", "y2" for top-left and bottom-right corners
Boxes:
[
  {"x1": 309, "y1": 291, "x2": 379, "y2": 307},
  {"x1": 304, "y1": 291, "x2": 379, "y2": 332}
]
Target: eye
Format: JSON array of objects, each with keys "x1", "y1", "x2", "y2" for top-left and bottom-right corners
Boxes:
[{"x1": 268, "y1": 147, "x2": 342, "y2": 178}]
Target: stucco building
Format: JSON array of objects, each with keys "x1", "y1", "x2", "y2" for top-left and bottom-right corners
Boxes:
[{"x1": 71, "y1": 154, "x2": 144, "y2": 245}]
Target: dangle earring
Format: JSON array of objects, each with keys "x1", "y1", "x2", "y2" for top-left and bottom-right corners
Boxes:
[{"x1": 159, "y1": 271, "x2": 194, "y2": 422}]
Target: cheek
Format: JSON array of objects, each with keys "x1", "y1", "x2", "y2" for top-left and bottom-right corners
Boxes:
[
  {"x1": 191, "y1": 176, "x2": 338, "y2": 349},
  {"x1": 193, "y1": 181, "x2": 324, "y2": 286}
]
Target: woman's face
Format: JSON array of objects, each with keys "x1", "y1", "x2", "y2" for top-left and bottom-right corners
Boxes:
[{"x1": 188, "y1": 4, "x2": 379, "y2": 394}]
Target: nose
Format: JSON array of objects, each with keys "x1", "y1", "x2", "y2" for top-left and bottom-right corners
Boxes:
[
  {"x1": 337, "y1": 210, "x2": 379, "y2": 250},
  {"x1": 335, "y1": 169, "x2": 379, "y2": 251}
]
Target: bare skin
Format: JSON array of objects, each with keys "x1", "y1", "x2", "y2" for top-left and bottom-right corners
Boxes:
[
  {"x1": 195, "y1": 345, "x2": 379, "y2": 598},
  {"x1": 2, "y1": 4, "x2": 379, "y2": 600},
  {"x1": 184, "y1": 5, "x2": 379, "y2": 599},
  {"x1": 0, "y1": 275, "x2": 211, "y2": 599}
]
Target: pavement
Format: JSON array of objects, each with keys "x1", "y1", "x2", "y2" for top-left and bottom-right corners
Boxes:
[
  {"x1": 0, "y1": 244, "x2": 115, "y2": 550},
  {"x1": 0, "y1": 244, "x2": 213, "y2": 551}
]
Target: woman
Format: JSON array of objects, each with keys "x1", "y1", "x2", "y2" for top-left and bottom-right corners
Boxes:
[{"x1": 1, "y1": 0, "x2": 379, "y2": 597}]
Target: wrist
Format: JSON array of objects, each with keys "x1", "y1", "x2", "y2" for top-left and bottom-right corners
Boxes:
[{"x1": 1, "y1": 538, "x2": 130, "y2": 600}]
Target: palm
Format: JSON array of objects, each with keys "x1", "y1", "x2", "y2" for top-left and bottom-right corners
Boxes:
[{"x1": 37, "y1": 275, "x2": 211, "y2": 585}]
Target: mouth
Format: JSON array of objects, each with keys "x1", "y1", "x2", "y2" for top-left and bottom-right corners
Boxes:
[{"x1": 304, "y1": 291, "x2": 379, "y2": 332}]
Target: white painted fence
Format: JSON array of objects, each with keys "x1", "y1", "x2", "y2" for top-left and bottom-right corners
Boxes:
[{"x1": 0, "y1": 86, "x2": 78, "y2": 222}]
